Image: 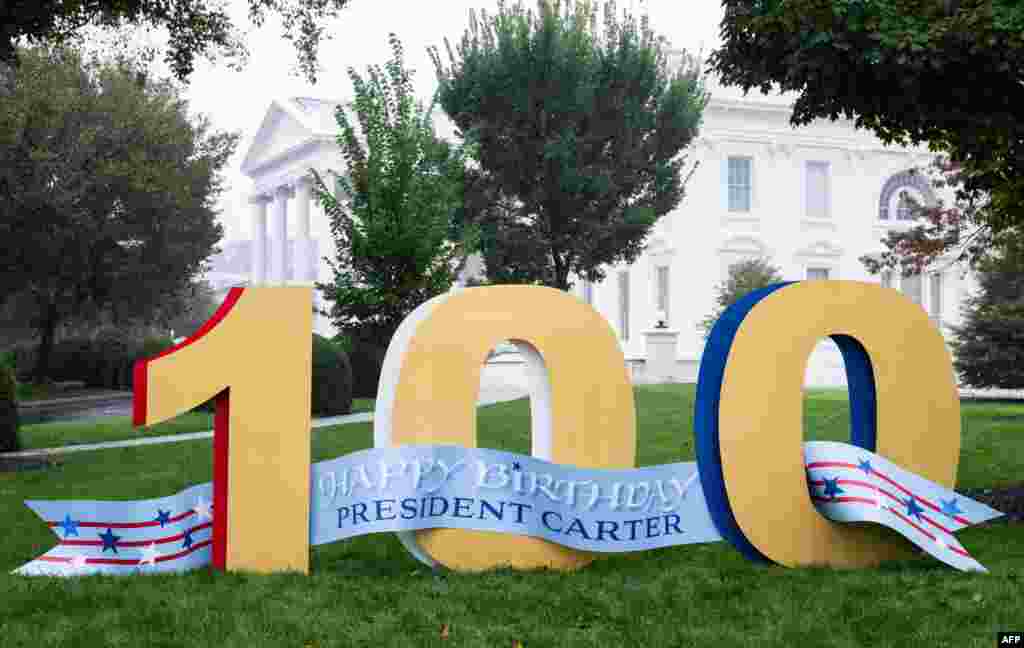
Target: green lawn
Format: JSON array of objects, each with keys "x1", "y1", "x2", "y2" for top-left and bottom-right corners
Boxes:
[
  {"x1": 1, "y1": 384, "x2": 1021, "y2": 647},
  {"x1": 15, "y1": 398, "x2": 377, "y2": 451}
]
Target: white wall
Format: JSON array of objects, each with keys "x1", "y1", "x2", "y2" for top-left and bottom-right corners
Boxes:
[{"x1": 578, "y1": 94, "x2": 964, "y2": 386}]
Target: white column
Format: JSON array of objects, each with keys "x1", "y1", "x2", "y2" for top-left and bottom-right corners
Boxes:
[
  {"x1": 294, "y1": 176, "x2": 314, "y2": 284},
  {"x1": 248, "y1": 193, "x2": 272, "y2": 286},
  {"x1": 270, "y1": 184, "x2": 295, "y2": 285}
]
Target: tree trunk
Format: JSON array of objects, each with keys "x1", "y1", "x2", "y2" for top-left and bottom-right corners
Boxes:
[
  {"x1": 551, "y1": 249, "x2": 570, "y2": 291},
  {"x1": 33, "y1": 300, "x2": 59, "y2": 384}
]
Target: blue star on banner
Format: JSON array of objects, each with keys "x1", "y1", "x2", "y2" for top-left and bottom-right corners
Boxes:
[
  {"x1": 58, "y1": 514, "x2": 79, "y2": 537},
  {"x1": 155, "y1": 509, "x2": 171, "y2": 527},
  {"x1": 941, "y1": 497, "x2": 964, "y2": 518},
  {"x1": 512, "y1": 462, "x2": 522, "y2": 471},
  {"x1": 823, "y1": 476, "x2": 845, "y2": 499},
  {"x1": 99, "y1": 528, "x2": 121, "y2": 553},
  {"x1": 903, "y1": 496, "x2": 925, "y2": 522},
  {"x1": 182, "y1": 529, "x2": 194, "y2": 549},
  {"x1": 858, "y1": 459, "x2": 873, "y2": 476}
]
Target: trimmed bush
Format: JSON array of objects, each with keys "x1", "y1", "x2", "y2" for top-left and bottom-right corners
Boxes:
[
  {"x1": 10, "y1": 343, "x2": 36, "y2": 382},
  {"x1": 0, "y1": 364, "x2": 20, "y2": 452},
  {"x1": 347, "y1": 338, "x2": 387, "y2": 399},
  {"x1": 120, "y1": 337, "x2": 175, "y2": 390},
  {"x1": 312, "y1": 334, "x2": 353, "y2": 416}
]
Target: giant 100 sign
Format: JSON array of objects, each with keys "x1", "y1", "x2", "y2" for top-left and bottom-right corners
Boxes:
[{"x1": 121, "y1": 281, "x2": 996, "y2": 575}]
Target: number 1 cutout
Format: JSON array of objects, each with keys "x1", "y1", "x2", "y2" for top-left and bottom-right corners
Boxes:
[{"x1": 133, "y1": 287, "x2": 313, "y2": 574}]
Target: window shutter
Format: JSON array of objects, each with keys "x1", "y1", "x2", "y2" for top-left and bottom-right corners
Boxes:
[
  {"x1": 721, "y1": 157, "x2": 729, "y2": 211},
  {"x1": 748, "y1": 157, "x2": 755, "y2": 211}
]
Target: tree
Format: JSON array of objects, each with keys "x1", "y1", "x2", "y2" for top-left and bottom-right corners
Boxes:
[
  {"x1": 699, "y1": 258, "x2": 784, "y2": 336},
  {"x1": 308, "y1": 33, "x2": 475, "y2": 351},
  {"x1": 859, "y1": 154, "x2": 1024, "y2": 279},
  {"x1": 0, "y1": 0, "x2": 354, "y2": 86},
  {"x1": 429, "y1": 0, "x2": 708, "y2": 291},
  {"x1": 0, "y1": 44, "x2": 239, "y2": 381},
  {"x1": 948, "y1": 243, "x2": 1024, "y2": 389},
  {"x1": 708, "y1": 0, "x2": 1024, "y2": 270}
]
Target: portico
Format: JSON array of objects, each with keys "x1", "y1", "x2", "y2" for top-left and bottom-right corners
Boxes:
[
  {"x1": 247, "y1": 180, "x2": 314, "y2": 286},
  {"x1": 236, "y1": 97, "x2": 349, "y2": 336}
]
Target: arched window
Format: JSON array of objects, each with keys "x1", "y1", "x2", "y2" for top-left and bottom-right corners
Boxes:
[{"x1": 878, "y1": 170, "x2": 934, "y2": 221}]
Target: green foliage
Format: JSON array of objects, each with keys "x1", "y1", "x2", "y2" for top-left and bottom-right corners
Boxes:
[
  {"x1": 0, "y1": 363, "x2": 20, "y2": 452},
  {"x1": 0, "y1": 44, "x2": 238, "y2": 382},
  {"x1": 312, "y1": 334, "x2": 353, "y2": 416},
  {"x1": 0, "y1": 0, "x2": 354, "y2": 85},
  {"x1": 310, "y1": 33, "x2": 474, "y2": 356},
  {"x1": 2, "y1": 386, "x2": 1024, "y2": 646},
  {"x1": 950, "y1": 245, "x2": 1024, "y2": 389},
  {"x1": 699, "y1": 258, "x2": 784, "y2": 335},
  {"x1": 429, "y1": 0, "x2": 709, "y2": 290},
  {"x1": 709, "y1": 0, "x2": 1024, "y2": 269},
  {"x1": 346, "y1": 337, "x2": 388, "y2": 399},
  {"x1": 120, "y1": 336, "x2": 176, "y2": 390}
]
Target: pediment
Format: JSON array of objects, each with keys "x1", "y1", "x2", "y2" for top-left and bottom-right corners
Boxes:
[
  {"x1": 241, "y1": 102, "x2": 317, "y2": 177},
  {"x1": 719, "y1": 235, "x2": 767, "y2": 255},
  {"x1": 646, "y1": 236, "x2": 675, "y2": 258},
  {"x1": 795, "y1": 239, "x2": 844, "y2": 258}
]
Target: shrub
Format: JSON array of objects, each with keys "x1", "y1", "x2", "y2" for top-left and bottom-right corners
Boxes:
[
  {"x1": 10, "y1": 343, "x2": 36, "y2": 382},
  {"x1": 346, "y1": 338, "x2": 387, "y2": 399},
  {"x1": 312, "y1": 334, "x2": 353, "y2": 416},
  {"x1": 0, "y1": 364, "x2": 20, "y2": 452},
  {"x1": 44, "y1": 338, "x2": 95, "y2": 384},
  {"x1": 120, "y1": 337, "x2": 175, "y2": 390}
]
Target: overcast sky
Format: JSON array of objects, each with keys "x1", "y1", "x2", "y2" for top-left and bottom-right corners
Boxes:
[{"x1": 91, "y1": 0, "x2": 727, "y2": 240}]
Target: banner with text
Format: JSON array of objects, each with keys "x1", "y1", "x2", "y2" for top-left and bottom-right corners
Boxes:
[{"x1": 14, "y1": 441, "x2": 1002, "y2": 576}]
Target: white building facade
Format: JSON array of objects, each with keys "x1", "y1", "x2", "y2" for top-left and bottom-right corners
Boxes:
[
  {"x1": 571, "y1": 75, "x2": 972, "y2": 385},
  {"x1": 220, "y1": 79, "x2": 974, "y2": 386}
]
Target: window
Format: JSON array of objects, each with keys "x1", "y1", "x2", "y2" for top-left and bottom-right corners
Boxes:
[
  {"x1": 895, "y1": 190, "x2": 918, "y2": 221},
  {"x1": 655, "y1": 266, "x2": 670, "y2": 324},
  {"x1": 930, "y1": 273, "x2": 943, "y2": 319},
  {"x1": 805, "y1": 161, "x2": 830, "y2": 219},
  {"x1": 881, "y1": 271, "x2": 893, "y2": 289},
  {"x1": 806, "y1": 267, "x2": 830, "y2": 281},
  {"x1": 727, "y1": 157, "x2": 752, "y2": 212},
  {"x1": 618, "y1": 270, "x2": 630, "y2": 340},
  {"x1": 879, "y1": 170, "x2": 933, "y2": 221},
  {"x1": 582, "y1": 280, "x2": 593, "y2": 305},
  {"x1": 902, "y1": 273, "x2": 923, "y2": 305}
]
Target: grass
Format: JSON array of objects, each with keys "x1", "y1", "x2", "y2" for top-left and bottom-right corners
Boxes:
[
  {"x1": 0, "y1": 384, "x2": 1021, "y2": 647},
  {"x1": 14, "y1": 398, "x2": 377, "y2": 451}
]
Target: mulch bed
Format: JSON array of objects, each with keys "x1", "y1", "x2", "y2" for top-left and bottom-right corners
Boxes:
[
  {"x1": 962, "y1": 484, "x2": 1024, "y2": 524},
  {"x1": 0, "y1": 453, "x2": 63, "y2": 473}
]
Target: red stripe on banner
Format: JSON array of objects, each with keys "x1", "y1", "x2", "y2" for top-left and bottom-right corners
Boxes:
[
  {"x1": 887, "y1": 506, "x2": 937, "y2": 541},
  {"x1": 37, "y1": 539, "x2": 213, "y2": 567},
  {"x1": 212, "y1": 389, "x2": 229, "y2": 571},
  {"x1": 133, "y1": 287, "x2": 244, "y2": 427},
  {"x1": 806, "y1": 461, "x2": 857, "y2": 470},
  {"x1": 807, "y1": 463, "x2": 972, "y2": 526},
  {"x1": 58, "y1": 521, "x2": 213, "y2": 548},
  {"x1": 871, "y1": 471, "x2": 970, "y2": 525},
  {"x1": 47, "y1": 509, "x2": 197, "y2": 531},
  {"x1": 809, "y1": 479, "x2": 964, "y2": 541},
  {"x1": 811, "y1": 495, "x2": 879, "y2": 506},
  {"x1": 77, "y1": 557, "x2": 138, "y2": 565},
  {"x1": 159, "y1": 539, "x2": 213, "y2": 563}
]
